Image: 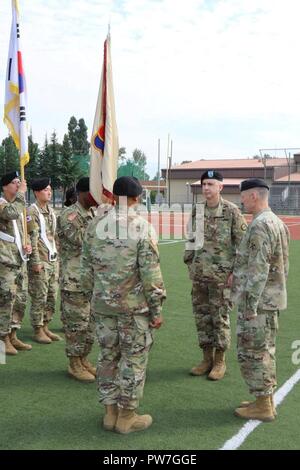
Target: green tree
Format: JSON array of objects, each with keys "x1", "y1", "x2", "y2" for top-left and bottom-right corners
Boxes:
[
  {"x1": 118, "y1": 146, "x2": 126, "y2": 163},
  {"x1": 117, "y1": 148, "x2": 150, "y2": 180},
  {"x1": 60, "y1": 134, "x2": 82, "y2": 206},
  {"x1": 77, "y1": 118, "x2": 90, "y2": 155},
  {"x1": 0, "y1": 145, "x2": 5, "y2": 177},
  {"x1": 68, "y1": 116, "x2": 89, "y2": 155},
  {"x1": 1, "y1": 136, "x2": 19, "y2": 174},
  {"x1": 48, "y1": 131, "x2": 62, "y2": 207},
  {"x1": 25, "y1": 132, "x2": 41, "y2": 202}
]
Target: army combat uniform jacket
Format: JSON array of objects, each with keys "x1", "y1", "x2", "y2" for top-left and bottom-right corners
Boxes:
[
  {"x1": 80, "y1": 207, "x2": 166, "y2": 320},
  {"x1": 232, "y1": 208, "x2": 290, "y2": 314},
  {"x1": 57, "y1": 201, "x2": 95, "y2": 292},
  {"x1": 184, "y1": 197, "x2": 247, "y2": 284}
]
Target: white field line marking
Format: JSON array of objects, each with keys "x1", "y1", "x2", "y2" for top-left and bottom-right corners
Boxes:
[
  {"x1": 158, "y1": 240, "x2": 185, "y2": 245},
  {"x1": 220, "y1": 367, "x2": 300, "y2": 450}
]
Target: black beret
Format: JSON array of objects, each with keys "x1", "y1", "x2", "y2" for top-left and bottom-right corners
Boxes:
[
  {"x1": 201, "y1": 170, "x2": 223, "y2": 184},
  {"x1": 31, "y1": 178, "x2": 51, "y2": 191},
  {"x1": 1, "y1": 171, "x2": 19, "y2": 187},
  {"x1": 76, "y1": 177, "x2": 90, "y2": 193},
  {"x1": 113, "y1": 176, "x2": 143, "y2": 197},
  {"x1": 240, "y1": 178, "x2": 269, "y2": 192}
]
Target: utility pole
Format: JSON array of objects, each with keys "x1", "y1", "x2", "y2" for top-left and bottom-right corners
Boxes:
[
  {"x1": 168, "y1": 139, "x2": 173, "y2": 207},
  {"x1": 157, "y1": 138, "x2": 160, "y2": 202}
]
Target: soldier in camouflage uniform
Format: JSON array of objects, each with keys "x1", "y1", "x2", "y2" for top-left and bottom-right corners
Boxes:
[
  {"x1": 0, "y1": 171, "x2": 32, "y2": 355},
  {"x1": 57, "y1": 177, "x2": 96, "y2": 382},
  {"x1": 232, "y1": 178, "x2": 290, "y2": 422},
  {"x1": 80, "y1": 176, "x2": 166, "y2": 434},
  {"x1": 27, "y1": 178, "x2": 61, "y2": 344},
  {"x1": 184, "y1": 170, "x2": 247, "y2": 380}
]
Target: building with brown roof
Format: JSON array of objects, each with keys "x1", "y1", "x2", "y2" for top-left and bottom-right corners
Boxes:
[{"x1": 161, "y1": 156, "x2": 299, "y2": 207}]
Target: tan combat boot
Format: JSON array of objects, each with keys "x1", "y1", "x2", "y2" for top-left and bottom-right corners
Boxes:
[
  {"x1": 68, "y1": 356, "x2": 95, "y2": 382},
  {"x1": 43, "y1": 323, "x2": 62, "y2": 341},
  {"x1": 235, "y1": 395, "x2": 275, "y2": 422},
  {"x1": 33, "y1": 326, "x2": 52, "y2": 344},
  {"x1": 115, "y1": 408, "x2": 153, "y2": 434},
  {"x1": 2, "y1": 335, "x2": 18, "y2": 355},
  {"x1": 10, "y1": 329, "x2": 32, "y2": 351},
  {"x1": 103, "y1": 405, "x2": 118, "y2": 431},
  {"x1": 190, "y1": 346, "x2": 214, "y2": 376},
  {"x1": 81, "y1": 356, "x2": 97, "y2": 377},
  {"x1": 208, "y1": 349, "x2": 226, "y2": 381},
  {"x1": 238, "y1": 394, "x2": 277, "y2": 417}
]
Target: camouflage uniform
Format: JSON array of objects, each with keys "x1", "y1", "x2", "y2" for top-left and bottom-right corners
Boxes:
[
  {"x1": 232, "y1": 208, "x2": 290, "y2": 396},
  {"x1": 57, "y1": 201, "x2": 95, "y2": 357},
  {"x1": 80, "y1": 207, "x2": 166, "y2": 410},
  {"x1": 184, "y1": 198, "x2": 247, "y2": 351},
  {"x1": 0, "y1": 193, "x2": 28, "y2": 338},
  {"x1": 27, "y1": 202, "x2": 59, "y2": 327}
]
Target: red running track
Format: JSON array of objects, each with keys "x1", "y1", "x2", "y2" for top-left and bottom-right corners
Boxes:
[{"x1": 143, "y1": 213, "x2": 300, "y2": 241}]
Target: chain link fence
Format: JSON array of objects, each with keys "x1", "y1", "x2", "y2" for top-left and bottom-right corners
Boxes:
[{"x1": 270, "y1": 184, "x2": 300, "y2": 215}]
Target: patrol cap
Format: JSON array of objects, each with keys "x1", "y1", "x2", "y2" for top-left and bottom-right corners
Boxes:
[
  {"x1": 240, "y1": 178, "x2": 269, "y2": 192},
  {"x1": 1, "y1": 171, "x2": 19, "y2": 187},
  {"x1": 31, "y1": 177, "x2": 51, "y2": 191},
  {"x1": 76, "y1": 177, "x2": 90, "y2": 193},
  {"x1": 113, "y1": 176, "x2": 143, "y2": 197},
  {"x1": 200, "y1": 170, "x2": 223, "y2": 184}
]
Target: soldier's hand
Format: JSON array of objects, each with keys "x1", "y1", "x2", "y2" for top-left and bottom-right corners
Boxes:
[
  {"x1": 23, "y1": 244, "x2": 32, "y2": 255},
  {"x1": 150, "y1": 315, "x2": 163, "y2": 329},
  {"x1": 18, "y1": 180, "x2": 27, "y2": 193},
  {"x1": 32, "y1": 264, "x2": 43, "y2": 273}
]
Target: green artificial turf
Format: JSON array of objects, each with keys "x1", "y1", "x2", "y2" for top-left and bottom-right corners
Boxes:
[{"x1": 0, "y1": 241, "x2": 299, "y2": 450}]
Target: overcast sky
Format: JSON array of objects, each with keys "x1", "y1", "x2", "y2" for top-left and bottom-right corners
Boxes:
[{"x1": 1, "y1": 0, "x2": 300, "y2": 177}]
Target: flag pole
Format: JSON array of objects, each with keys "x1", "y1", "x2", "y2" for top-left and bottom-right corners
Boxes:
[{"x1": 19, "y1": 156, "x2": 28, "y2": 248}]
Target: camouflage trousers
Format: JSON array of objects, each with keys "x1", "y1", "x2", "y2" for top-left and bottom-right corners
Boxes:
[
  {"x1": 191, "y1": 281, "x2": 232, "y2": 351},
  {"x1": 29, "y1": 261, "x2": 59, "y2": 327},
  {"x1": 237, "y1": 308, "x2": 278, "y2": 396},
  {"x1": 61, "y1": 290, "x2": 95, "y2": 357},
  {"x1": 0, "y1": 264, "x2": 27, "y2": 337},
  {"x1": 94, "y1": 313, "x2": 154, "y2": 410}
]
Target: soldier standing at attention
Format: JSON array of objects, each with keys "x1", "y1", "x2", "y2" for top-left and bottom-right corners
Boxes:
[
  {"x1": 27, "y1": 178, "x2": 61, "y2": 344},
  {"x1": 57, "y1": 177, "x2": 96, "y2": 383},
  {"x1": 184, "y1": 170, "x2": 247, "y2": 380},
  {"x1": 81, "y1": 176, "x2": 166, "y2": 434},
  {"x1": 0, "y1": 171, "x2": 32, "y2": 354},
  {"x1": 232, "y1": 179, "x2": 290, "y2": 422}
]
